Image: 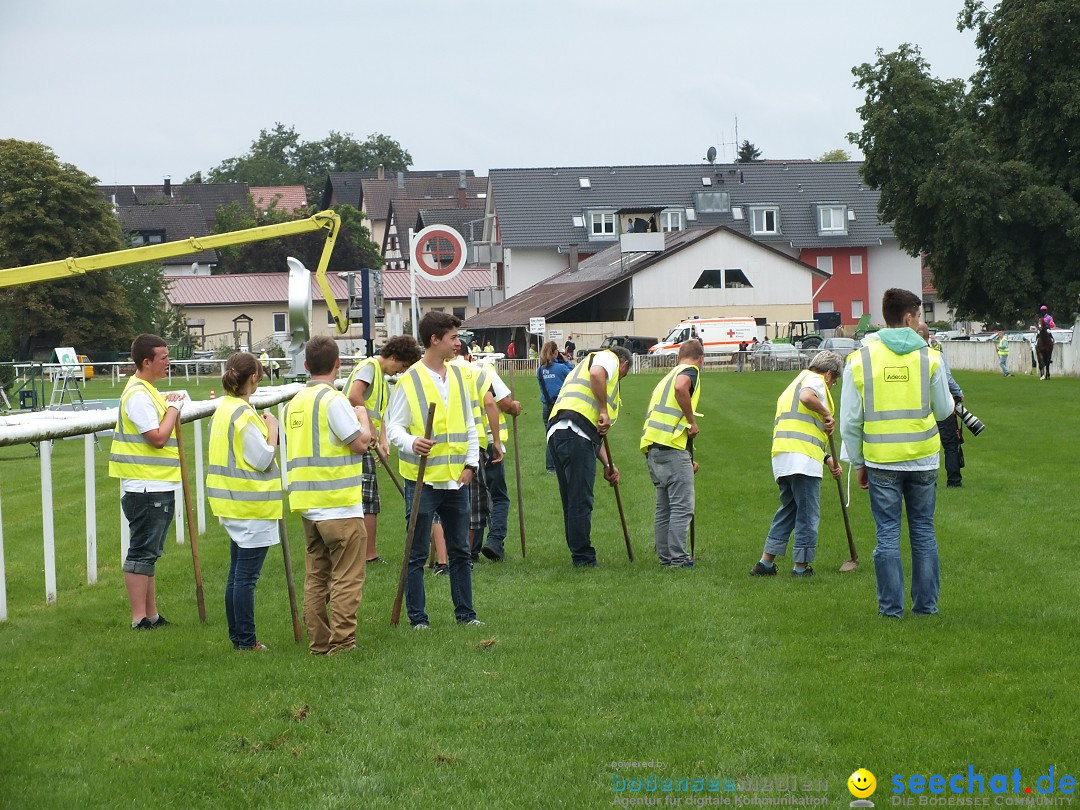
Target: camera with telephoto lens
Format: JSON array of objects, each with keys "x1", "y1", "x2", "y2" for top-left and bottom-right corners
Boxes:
[{"x1": 954, "y1": 403, "x2": 985, "y2": 436}]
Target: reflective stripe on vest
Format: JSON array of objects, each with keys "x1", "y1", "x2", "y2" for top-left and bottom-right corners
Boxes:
[
  {"x1": 771, "y1": 369, "x2": 832, "y2": 462},
  {"x1": 108, "y1": 377, "x2": 181, "y2": 481},
  {"x1": 475, "y1": 364, "x2": 509, "y2": 444},
  {"x1": 284, "y1": 383, "x2": 363, "y2": 512},
  {"x1": 849, "y1": 343, "x2": 941, "y2": 462},
  {"x1": 397, "y1": 364, "x2": 471, "y2": 483},
  {"x1": 639, "y1": 363, "x2": 700, "y2": 452},
  {"x1": 449, "y1": 357, "x2": 488, "y2": 450},
  {"x1": 344, "y1": 357, "x2": 388, "y2": 434},
  {"x1": 206, "y1": 396, "x2": 283, "y2": 520},
  {"x1": 549, "y1": 350, "x2": 621, "y2": 428}
]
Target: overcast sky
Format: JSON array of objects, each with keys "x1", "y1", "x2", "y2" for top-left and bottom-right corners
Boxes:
[{"x1": 1, "y1": 0, "x2": 985, "y2": 185}]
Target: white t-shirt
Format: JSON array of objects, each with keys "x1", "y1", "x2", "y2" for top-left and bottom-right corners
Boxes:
[
  {"x1": 120, "y1": 389, "x2": 181, "y2": 495},
  {"x1": 772, "y1": 373, "x2": 829, "y2": 480},
  {"x1": 546, "y1": 352, "x2": 619, "y2": 442},
  {"x1": 302, "y1": 393, "x2": 365, "y2": 522}
]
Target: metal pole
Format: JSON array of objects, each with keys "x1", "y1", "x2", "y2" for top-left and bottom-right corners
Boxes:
[
  {"x1": 85, "y1": 433, "x2": 97, "y2": 584},
  {"x1": 41, "y1": 439, "x2": 57, "y2": 604}
]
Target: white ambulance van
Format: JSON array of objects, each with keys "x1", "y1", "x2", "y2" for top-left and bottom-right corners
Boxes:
[{"x1": 648, "y1": 317, "x2": 764, "y2": 356}]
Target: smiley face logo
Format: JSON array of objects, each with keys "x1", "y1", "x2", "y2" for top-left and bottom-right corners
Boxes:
[{"x1": 847, "y1": 768, "x2": 877, "y2": 799}]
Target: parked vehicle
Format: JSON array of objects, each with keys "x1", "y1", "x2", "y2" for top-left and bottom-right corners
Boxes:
[
  {"x1": 575, "y1": 335, "x2": 658, "y2": 360},
  {"x1": 752, "y1": 342, "x2": 804, "y2": 371},
  {"x1": 649, "y1": 317, "x2": 764, "y2": 356},
  {"x1": 820, "y1": 337, "x2": 860, "y2": 359}
]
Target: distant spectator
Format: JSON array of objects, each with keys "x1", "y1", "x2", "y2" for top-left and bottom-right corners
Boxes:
[
  {"x1": 564, "y1": 335, "x2": 577, "y2": 357},
  {"x1": 507, "y1": 341, "x2": 517, "y2": 359}
]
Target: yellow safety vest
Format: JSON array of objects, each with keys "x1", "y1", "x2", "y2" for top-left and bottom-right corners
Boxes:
[
  {"x1": 997, "y1": 338, "x2": 1009, "y2": 356},
  {"x1": 396, "y1": 364, "x2": 471, "y2": 483},
  {"x1": 549, "y1": 350, "x2": 622, "y2": 429},
  {"x1": 771, "y1": 369, "x2": 832, "y2": 462},
  {"x1": 206, "y1": 396, "x2": 283, "y2": 520},
  {"x1": 345, "y1": 357, "x2": 389, "y2": 435},
  {"x1": 848, "y1": 342, "x2": 941, "y2": 463},
  {"x1": 475, "y1": 364, "x2": 509, "y2": 445},
  {"x1": 108, "y1": 377, "x2": 181, "y2": 482},
  {"x1": 640, "y1": 363, "x2": 701, "y2": 452},
  {"x1": 284, "y1": 382, "x2": 364, "y2": 512},
  {"x1": 448, "y1": 357, "x2": 488, "y2": 450}
]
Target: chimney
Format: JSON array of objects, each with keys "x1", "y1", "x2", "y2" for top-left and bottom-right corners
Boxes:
[
  {"x1": 569, "y1": 245, "x2": 579, "y2": 273},
  {"x1": 457, "y1": 170, "x2": 467, "y2": 207},
  {"x1": 377, "y1": 163, "x2": 385, "y2": 181},
  {"x1": 163, "y1": 177, "x2": 171, "y2": 197},
  {"x1": 397, "y1": 171, "x2": 404, "y2": 189}
]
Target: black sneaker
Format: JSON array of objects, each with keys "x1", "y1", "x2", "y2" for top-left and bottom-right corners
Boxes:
[
  {"x1": 132, "y1": 617, "x2": 155, "y2": 630},
  {"x1": 366, "y1": 556, "x2": 387, "y2": 564},
  {"x1": 149, "y1": 614, "x2": 171, "y2": 628},
  {"x1": 480, "y1": 546, "x2": 504, "y2": 562},
  {"x1": 749, "y1": 561, "x2": 778, "y2": 577},
  {"x1": 791, "y1": 566, "x2": 815, "y2": 577},
  {"x1": 432, "y1": 564, "x2": 448, "y2": 576}
]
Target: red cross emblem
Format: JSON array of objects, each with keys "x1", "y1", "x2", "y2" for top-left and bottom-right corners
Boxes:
[{"x1": 726, "y1": 329, "x2": 736, "y2": 338}]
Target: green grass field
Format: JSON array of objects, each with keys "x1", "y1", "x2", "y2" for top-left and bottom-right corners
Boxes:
[{"x1": 1, "y1": 369, "x2": 1077, "y2": 808}]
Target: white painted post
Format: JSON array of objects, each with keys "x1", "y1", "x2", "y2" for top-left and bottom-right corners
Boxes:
[
  {"x1": 278, "y1": 403, "x2": 288, "y2": 488},
  {"x1": 41, "y1": 440, "x2": 57, "y2": 605},
  {"x1": 85, "y1": 433, "x2": 97, "y2": 584},
  {"x1": 175, "y1": 480, "x2": 185, "y2": 544},
  {"x1": 193, "y1": 417, "x2": 206, "y2": 534},
  {"x1": 0, "y1": 480, "x2": 7, "y2": 622}
]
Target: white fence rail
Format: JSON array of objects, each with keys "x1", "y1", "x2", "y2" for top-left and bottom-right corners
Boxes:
[{"x1": 0, "y1": 383, "x2": 306, "y2": 622}]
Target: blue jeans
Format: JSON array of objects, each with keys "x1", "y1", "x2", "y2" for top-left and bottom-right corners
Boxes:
[
  {"x1": 763, "y1": 474, "x2": 821, "y2": 564},
  {"x1": 646, "y1": 446, "x2": 695, "y2": 566},
  {"x1": 403, "y1": 481, "x2": 475, "y2": 625},
  {"x1": 483, "y1": 449, "x2": 510, "y2": 557},
  {"x1": 121, "y1": 491, "x2": 175, "y2": 575},
  {"x1": 225, "y1": 542, "x2": 270, "y2": 648},
  {"x1": 867, "y1": 467, "x2": 940, "y2": 618},
  {"x1": 541, "y1": 402, "x2": 555, "y2": 471},
  {"x1": 549, "y1": 428, "x2": 598, "y2": 566},
  {"x1": 999, "y1": 355, "x2": 1009, "y2": 376}
]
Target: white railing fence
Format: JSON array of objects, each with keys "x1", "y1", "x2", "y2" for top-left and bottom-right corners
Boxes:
[{"x1": 0, "y1": 383, "x2": 306, "y2": 622}]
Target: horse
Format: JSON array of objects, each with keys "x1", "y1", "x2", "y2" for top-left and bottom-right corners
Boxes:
[{"x1": 1035, "y1": 323, "x2": 1055, "y2": 380}]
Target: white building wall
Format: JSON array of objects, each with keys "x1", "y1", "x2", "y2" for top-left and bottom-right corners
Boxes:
[
  {"x1": 867, "y1": 242, "x2": 921, "y2": 324},
  {"x1": 504, "y1": 247, "x2": 567, "y2": 297}
]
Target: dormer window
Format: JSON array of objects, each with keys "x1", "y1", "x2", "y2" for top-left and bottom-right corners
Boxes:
[
  {"x1": 750, "y1": 206, "x2": 780, "y2": 235},
  {"x1": 694, "y1": 191, "x2": 730, "y2": 213},
  {"x1": 589, "y1": 210, "x2": 617, "y2": 239},
  {"x1": 817, "y1": 204, "x2": 847, "y2": 234},
  {"x1": 660, "y1": 209, "x2": 684, "y2": 232}
]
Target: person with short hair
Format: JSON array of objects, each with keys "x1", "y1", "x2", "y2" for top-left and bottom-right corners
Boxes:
[
  {"x1": 110, "y1": 334, "x2": 182, "y2": 630},
  {"x1": 345, "y1": 336, "x2": 422, "y2": 563},
  {"x1": 750, "y1": 351, "x2": 843, "y2": 577},
  {"x1": 996, "y1": 330, "x2": 1011, "y2": 378},
  {"x1": 840, "y1": 288, "x2": 954, "y2": 618},
  {"x1": 207, "y1": 352, "x2": 282, "y2": 651},
  {"x1": 546, "y1": 344, "x2": 632, "y2": 567},
  {"x1": 640, "y1": 339, "x2": 705, "y2": 569},
  {"x1": 285, "y1": 336, "x2": 372, "y2": 655},
  {"x1": 385, "y1": 312, "x2": 483, "y2": 628}
]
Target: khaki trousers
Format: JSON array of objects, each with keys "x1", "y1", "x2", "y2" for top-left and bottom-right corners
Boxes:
[{"x1": 302, "y1": 517, "x2": 366, "y2": 654}]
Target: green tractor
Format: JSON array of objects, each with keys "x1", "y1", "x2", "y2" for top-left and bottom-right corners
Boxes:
[{"x1": 775, "y1": 320, "x2": 826, "y2": 349}]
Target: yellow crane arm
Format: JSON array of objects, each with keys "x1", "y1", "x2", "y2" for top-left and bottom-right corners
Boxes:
[{"x1": 0, "y1": 209, "x2": 350, "y2": 333}]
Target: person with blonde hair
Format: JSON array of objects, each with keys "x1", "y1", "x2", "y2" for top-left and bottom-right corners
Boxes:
[
  {"x1": 537, "y1": 340, "x2": 572, "y2": 473},
  {"x1": 207, "y1": 352, "x2": 282, "y2": 651}
]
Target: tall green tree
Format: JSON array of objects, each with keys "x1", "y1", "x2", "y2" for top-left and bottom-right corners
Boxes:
[
  {"x1": 204, "y1": 124, "x2": 412, "y2": 201},
  {"x1": 817, "y1": 149, "x2": 851, "y2": 162},
  {"x1": 0, "y1": 140, "x2": 140, "y2": 358},
  {"x1": 736, "y1": 140, "x2": 762, "y2": 163},
  {"x1": 211, "y1": 198, "x2": 382, "y2": 277},
  {"x1": 850, "y1": 1, "x2": 1080, "y2": 324}
]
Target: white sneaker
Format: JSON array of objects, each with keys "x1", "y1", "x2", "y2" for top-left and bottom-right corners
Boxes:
[
  {"x1": 461, "y1": 619, "x2": 485, "y2": 627},
  {"x1": 413, "y1": 623, "x2": 430, "y2": 631}
]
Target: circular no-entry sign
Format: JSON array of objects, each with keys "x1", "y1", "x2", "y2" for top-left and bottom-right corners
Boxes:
[{"x1": 411, "y1": 225, "x2": 467, "y2": 282}]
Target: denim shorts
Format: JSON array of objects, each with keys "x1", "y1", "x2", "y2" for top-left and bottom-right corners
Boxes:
[{"x1": 121, "y1": 491, "x2": 175, "y2": 575}]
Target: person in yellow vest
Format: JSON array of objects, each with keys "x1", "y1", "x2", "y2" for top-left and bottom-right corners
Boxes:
[
  {"x1": 284, "y1": 336, "x2": 372, "y2": 655},
  {"x1": 546, "y1": 345, "x2": 632, "y2": 567},
  {"x1": 840, "y1": 288, "x2": 954, "y2": 618},
  {"x1": 385, "y1": 312, "x2": 483, "y2": 628},
  {"x1": 996, "y1": 329, "x2": 1011, "y2": 377},
  {"x1": 640, "y1": 339, "x2": 704, "y2": 569},
  {"x1": 471, "y1": 357, "x2": 521, "y2": 562},
  {"x1": 483, "y1": 340, "x2": 494, "y2": 353},
  {"x1": 110, "y1": 334, "x2": 183, "y2": 630},
  {"x1": 749, "y1": 351, "x2": 843, "y2": 577},
  {"x1": 207, "y1": 352, "x2": 281, "y2": 651},
  {"x1": 345, "y1": 336, "x2": 423, "y2": 564}
]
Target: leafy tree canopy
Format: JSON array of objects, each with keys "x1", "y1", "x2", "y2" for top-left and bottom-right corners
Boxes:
[
  {"x1": 0, "y1": 139, "x2": 170, "y2": 358},
  {"x1": 818, "y1": 149, "x2": 851, "y2": 162},
  {"x1": 850, "y1": 0, "x2": 1080, "y2": 325},
  {"x1": 736, "y1": 140, "x2": 762, "y2": 163},
  {"x1": 211, "y1": 198, "x2": 382, "y2": 278},
  {"x1": 203, "y1": 124, "x2": 412, "y2": 201}
]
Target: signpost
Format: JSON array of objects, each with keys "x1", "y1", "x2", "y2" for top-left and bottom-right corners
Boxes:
[
  {"x1": 409, "y1": 225, "x2": 468, "y2": 339},
  {"x1": 528, "y1": 317, "x2": 546, "y2": 356}
]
